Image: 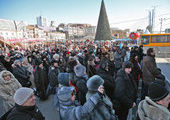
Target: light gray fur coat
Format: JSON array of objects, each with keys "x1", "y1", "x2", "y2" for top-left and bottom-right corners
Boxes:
[
  {"x1": 138, "y1": 97, "x2": 170, "y2": 120},
  {"x1": 0, "y1": 70, "x2": 21, "y2": 114}
]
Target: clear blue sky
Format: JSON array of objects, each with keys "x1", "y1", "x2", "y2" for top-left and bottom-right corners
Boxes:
[{"x1": 0, "y1": 0, "x2": 170, "y2": 31}]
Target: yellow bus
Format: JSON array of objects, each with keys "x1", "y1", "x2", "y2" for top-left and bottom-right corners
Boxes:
[{"x1": 140, "y1": 33, "x2": 170, "y2": 57}]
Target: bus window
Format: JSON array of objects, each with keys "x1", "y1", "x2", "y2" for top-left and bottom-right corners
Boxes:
[
  {"x1": 167, "y1": 35, "x2": 170, "y2": 42},
  {"x1": 142, "y1": 36, "x2": 149, "y2": 44},
  {"x1": 151, "y1": 35, "x2": 167, "y2": 43}
]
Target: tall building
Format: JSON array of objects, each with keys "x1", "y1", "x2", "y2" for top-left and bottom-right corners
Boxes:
[
  {"x1": 95, "y1": 0, "x2": 112, "y2": 41},
  {"x1": 37, "y1": 16, "x2": 48, "y2": 27}
]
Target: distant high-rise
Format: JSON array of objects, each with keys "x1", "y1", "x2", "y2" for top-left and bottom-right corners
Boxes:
[
  {"x1": 95, "y1": 0, "x2": 112, "y2": 41},
  {"x1": 37, "y1": 16, "x2": 48, "y2": 27}
]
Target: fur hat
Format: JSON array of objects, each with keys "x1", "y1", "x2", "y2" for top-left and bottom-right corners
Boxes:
[
  {"x1": 74, "y1": 64, "x2": 86, "y2": 77},
  {"x1": 122, "y1": 61, "x2": 133, "y2": 69},
  {"x1": 14, "y1": 87, "x2": 33, "y2": 105},
  {"x1": 57, "y1": 86, "x2": 75, "y2": 101},
  {"x1": 148, "y1": 81, "x2": 169, "y2": 102},
  {"x1": 58, "y1": 73, "x2": 69, "y2": 86},
  {"x1": 87, "y1": 75, "x2": 104, "y2": 91}
]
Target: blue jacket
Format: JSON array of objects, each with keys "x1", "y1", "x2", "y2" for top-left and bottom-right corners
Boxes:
[{"x1": 57, "y1": 86, "x2": 102, "y2": 120}]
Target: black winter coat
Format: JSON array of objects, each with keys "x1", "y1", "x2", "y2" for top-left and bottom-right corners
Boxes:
[
  {"x1": 7, "y1": 105, "x2": 45, "y2": 120},
  {"x1": 97, "y1": 68, "x2": 115, "y2": 102},
  {"x1": 130, "y1": 58, "x2": 142, "y2": 84},
  {"x1": 34, "y1": 66, "x2": 48, "y2": 100},
  {"x1": 75, "y1": 76, "x2": 88, "y2": 105},
  {"x1": 114, "y1": 69, "x2": 137, "y2": 109},
  {"x1": 12, "y1": 65, "x2": 31, "y2": 87},
  {"x1": 87, "y1": 64, "x2": 96, "y2": 78},
  {"x1": 48, "y1": 66, "x2": 60, "y2": 88}
]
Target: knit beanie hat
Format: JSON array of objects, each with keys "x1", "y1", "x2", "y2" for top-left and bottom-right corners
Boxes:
[
  {"x1": 14, "y1": 87, "x2": 33, "y2": 105},
  {"x1": 148, "y1": 81, "x2": 169, "y2": 102},
  {"x1": 87, "y1": 75, "x2": 104, "y2": 91},
  {"x1": 58, "y1": 73, "x2": 70, "y2": 86},
  {"x1": 74, "y1": 64, "x2": 86, "y2": 77}
]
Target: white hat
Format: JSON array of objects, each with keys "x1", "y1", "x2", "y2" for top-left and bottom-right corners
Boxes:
[{"x1": 14, "y1": 87, "x2": 33, "y2": 105}]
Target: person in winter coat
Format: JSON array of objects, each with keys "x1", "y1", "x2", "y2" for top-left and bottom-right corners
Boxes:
[
  {"x1": 66, "y1": 57, "x2": 78, "y2": 88},
  {"x1": 42, "y1": 55, "x2": 50, "y2": 76},
  {"x1": 57, "y1": 85, "x2": 104, "y2": 120},
  {"x1": 12, "y1": 60, "x2": 31, "y2": 87},
  {"x1": 130, "y1": 46, "x2": 138, "y2": 57},
  {"x1": 130, "y1": 52, "x2": 142, "y2": 85},
  {"x1": 0, "y1": 60, "x2": 6, "y2": 72},
  {"x1": 22, "y1": 58, "x2": 35, "y2": 88},
  {"x1": 53, "y1": 72, "x2": 70, "y2": 110},
  {"x1": 47, "y1": 59, "x2": 60, "y2": 94},
  {"x1": 86, "y1": 75, "x2": 117, "y2": 120},
  {"x1": 34, "y1": 60, "x2": 48, "y2": 100},
  {"x1": 138, "y1": 45, "x2": 145, "y2": 63},
  {"x1": 142, "y1": 48, "x2": 165, "y2": 97},
  {"x1": 87, "y1": 57, "x2": 96, "y2": 78},
  {"x1": 114, "y1": 61, "x2": 137, "y2": 120},
  {"x1": 0, "y1": 70, "x2": 21, "y2": 115},
  {"x1": 7, "y1": 87, "x2": 45, "y2": 120},
  {"x1": 114, "y1": 47, "x2": 124, "y2": 73},
  {"x1": 97, "y1": 60, "x2": 115, "y2": 102},
  {"x1": 138, "y1": 81, "x2": 170, "y2": 120},
  {"x1": 58, "y1": 54, "x2": 67, "y2": 72},
  {"x1": 3, "y1": 56, "x2": 13, "y2": 72},
  {"x1": 108, "y1": 51, "x2": 115, "y2": 77},
  {"x1": 74, "y1": 64, "x2": 88, "y2": 105},
  {"x1": 124, "y1": 47, "x2": 130, "y2": 62},
  {"x1": 94, "y1": 56, "x2": 101, "y2": 70}
]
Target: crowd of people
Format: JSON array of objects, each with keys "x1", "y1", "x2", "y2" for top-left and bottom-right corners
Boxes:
[{"x1": 0, "y1": 42, "x2": 169, "y2": 120}]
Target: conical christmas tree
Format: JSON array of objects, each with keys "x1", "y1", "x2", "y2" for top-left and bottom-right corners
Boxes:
[{"x1": 95, "y1": 0, "x2": 112, "y2": 41}]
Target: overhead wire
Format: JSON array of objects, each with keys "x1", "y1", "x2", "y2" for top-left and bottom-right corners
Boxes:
[
  {"x1": 110, "y1": 17, "x2": 147, "y2": 25},
  {"x1": 110, "y1": 13, "x2": 170, "y2": 25}
]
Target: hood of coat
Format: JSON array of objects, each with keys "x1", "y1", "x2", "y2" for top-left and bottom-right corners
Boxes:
[
  {"x1": 0, "y1": 70, "x2": 17, "y2": 84},
  {"x1": 138, "y1": 97, "x2": 170, "y2": 120}
]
